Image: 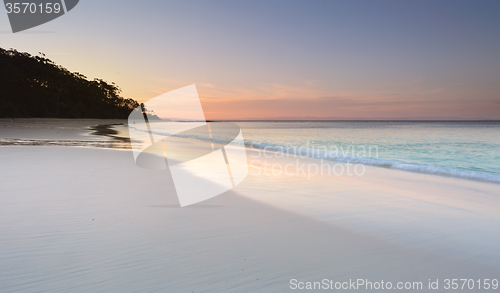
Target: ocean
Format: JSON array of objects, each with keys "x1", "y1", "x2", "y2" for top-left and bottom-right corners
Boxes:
[{"x1": 235, "y1": 121, "x2": 500, "y2": 183}]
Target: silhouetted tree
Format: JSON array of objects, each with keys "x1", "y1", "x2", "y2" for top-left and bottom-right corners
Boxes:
[{"x1": 0, "y1": 48, "x2": 139, "y2": 118}]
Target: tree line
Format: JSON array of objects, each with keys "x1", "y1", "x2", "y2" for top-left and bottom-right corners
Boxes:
[{"x1": 0, "y1": 48, "x2": 139, "y2": 118}]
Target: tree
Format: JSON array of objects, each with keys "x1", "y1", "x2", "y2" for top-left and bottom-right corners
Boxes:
[{"x1": 0, "y1": 47, "x2": 139, "y2": 118}]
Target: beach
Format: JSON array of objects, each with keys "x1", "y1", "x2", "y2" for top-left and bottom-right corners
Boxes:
[{"x1": 1, "y1": 119, "x2": 499, "y2": 292}]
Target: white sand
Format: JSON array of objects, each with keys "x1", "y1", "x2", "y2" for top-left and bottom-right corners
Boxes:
[{"x1": 1, "y1": 122, "x2": 499, "y2": 292}]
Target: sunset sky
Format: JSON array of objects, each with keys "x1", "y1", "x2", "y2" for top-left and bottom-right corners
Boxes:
[{"x1": 1, "y1": 0, "x2": 500, "y2": 120}]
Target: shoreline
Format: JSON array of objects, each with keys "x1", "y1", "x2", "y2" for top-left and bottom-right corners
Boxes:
[
  {"x1": 119, "y1": 121, "x2": 500, "y2": 186},
  {"x1": 243, "y1": 142, "x2": 500, "y2": 185},
  {"x1": 2, "y1": 119, "x2": 499, "y2": 185}
]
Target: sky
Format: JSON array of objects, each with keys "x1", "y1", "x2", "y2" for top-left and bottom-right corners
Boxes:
[{"x1": 1, "y1": 0, "x2": 500, "y2": 120}]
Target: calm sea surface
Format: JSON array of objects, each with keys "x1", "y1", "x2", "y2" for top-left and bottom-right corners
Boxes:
[{"x1": 234, "y1": 121, "x2": 500, "y2": 183}]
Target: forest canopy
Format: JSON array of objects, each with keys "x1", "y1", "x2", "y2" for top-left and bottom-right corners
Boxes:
[{"x1": 0, "y1": 48, "x2": 139, "y2": 118}]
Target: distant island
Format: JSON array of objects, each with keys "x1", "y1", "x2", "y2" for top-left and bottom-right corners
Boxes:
[{"x1": 0, "y1": 48, "x2": 139, "y2": 119}]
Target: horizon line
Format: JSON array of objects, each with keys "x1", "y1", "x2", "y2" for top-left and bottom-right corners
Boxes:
[{"x1": 206, "y1": 119, "x2": 500, "y2": 122}]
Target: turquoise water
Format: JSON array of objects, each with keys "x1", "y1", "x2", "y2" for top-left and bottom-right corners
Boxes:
[{"x1": 237, "y1": 121, "x2": 500, "y2": 183}]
